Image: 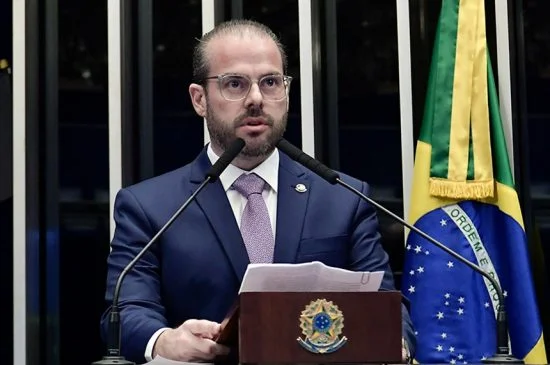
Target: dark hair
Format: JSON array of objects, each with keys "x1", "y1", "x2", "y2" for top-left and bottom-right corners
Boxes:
[{"x1": 192, "y1": 19, "x2": 288, "y2": 84}]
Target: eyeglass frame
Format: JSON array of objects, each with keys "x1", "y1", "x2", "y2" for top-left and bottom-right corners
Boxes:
[{"x1": 200, "y1": 73, "x2": 293, "y2": 101}]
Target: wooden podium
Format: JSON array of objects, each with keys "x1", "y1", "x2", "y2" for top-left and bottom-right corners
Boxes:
[{"x1": 216, "y1": 291, "x2": 403, "y2": 364}]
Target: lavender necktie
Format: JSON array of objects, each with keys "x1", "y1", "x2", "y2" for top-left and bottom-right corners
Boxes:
[{"x1": 232, "y1": 173, "x2": 275, "y2": 263}]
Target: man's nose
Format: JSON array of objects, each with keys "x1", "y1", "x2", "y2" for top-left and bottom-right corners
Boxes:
[{"x1": 245, "y1": 82, "x2": 263, "y2": 107}]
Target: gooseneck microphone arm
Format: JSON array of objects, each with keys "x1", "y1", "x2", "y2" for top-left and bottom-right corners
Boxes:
[
  {"x1": 106, "y1": 177, "x2": 212, "y2": 357},
  {"x1": 276, "y1": 138, "x2": 521, "y2": 364},
  {"x1": 335, "y1": 179, "x2": 510, "y2": 362},
  {"x1": 93, "y1": 138, "x2": 246, "y2": 365}
]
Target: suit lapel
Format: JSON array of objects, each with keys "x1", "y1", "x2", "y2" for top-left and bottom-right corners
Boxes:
[
  {"x1": 273, "y1": 153, "x2": 310, "y2": 263},
  {"x1": 190, "y1": 149, "x2": 250, "y2": 282}
]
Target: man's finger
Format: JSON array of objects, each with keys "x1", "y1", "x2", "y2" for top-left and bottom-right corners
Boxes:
[
  {"x1": 198, "y1": 338, "x2": 231, "y2": 356},
  {"x1": 174, "y1": 332, "x2": 218, "y2": 361},
  {"x1": 183, "y1": 319, "x2": 221, "y2": 337}
]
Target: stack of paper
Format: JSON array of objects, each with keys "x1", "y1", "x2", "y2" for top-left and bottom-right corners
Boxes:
[
  {"x1": 146, "y1": 357, "x2": 210, "y2": 365},
  {"x1": 239, "y1": 261, "x2": 384, "y2": 293}
]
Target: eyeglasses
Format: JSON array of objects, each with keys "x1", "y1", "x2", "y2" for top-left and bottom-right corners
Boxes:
[{"x1": 202, "y1": 73, "x2": 293, "y2": 101}]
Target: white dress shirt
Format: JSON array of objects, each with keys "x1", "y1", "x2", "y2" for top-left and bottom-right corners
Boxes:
[{"x1": 144, "y1": 145, "x2": 280, "y2": 361}]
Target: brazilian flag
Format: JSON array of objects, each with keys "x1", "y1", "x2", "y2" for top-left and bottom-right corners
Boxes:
[{"x1": 401, "y1": 0, "x2": 547, "y2": 363}]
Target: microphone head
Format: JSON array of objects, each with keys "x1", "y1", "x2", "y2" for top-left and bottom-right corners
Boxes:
[
  {"x1": 276, "y1": 138, "x2": 302, "y2": 161},
  {"x1": 206, "y1": 138, "x2": 246, "y2": 182},
  {"x1": 276, "y1": 138, "x2": 339, "y2": 184}
]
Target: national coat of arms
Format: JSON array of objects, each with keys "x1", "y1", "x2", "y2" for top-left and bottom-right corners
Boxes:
[{"x1": 297, "y1": 298, "x2": 347, "y2": 354}]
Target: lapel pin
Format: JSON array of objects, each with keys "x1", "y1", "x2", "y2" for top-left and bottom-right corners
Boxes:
[{"x1": 295, "y1": 184, "x2": 307, "y2": 193}]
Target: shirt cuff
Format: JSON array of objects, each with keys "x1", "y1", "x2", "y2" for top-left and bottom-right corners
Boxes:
[{"x1": 144, "y1": 327, "x2": 169, "y2": 361}]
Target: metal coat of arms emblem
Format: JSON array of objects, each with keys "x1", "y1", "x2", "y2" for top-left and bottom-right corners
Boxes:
[{"x1": 297, "y1": 299, "x2": 347, "y2": 354}]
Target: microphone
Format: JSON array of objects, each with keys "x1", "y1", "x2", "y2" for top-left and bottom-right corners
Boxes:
[
  {"x1": 93, "y1": 138, "x2": 246, "y2": 365},
  {"x1": 276, "y1": 138, "x2": 522, "y2": 364}
]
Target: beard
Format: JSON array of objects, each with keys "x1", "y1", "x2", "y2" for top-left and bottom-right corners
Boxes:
[{"x1": 205, "y1": 104, "x2": 287, "y2": 158}]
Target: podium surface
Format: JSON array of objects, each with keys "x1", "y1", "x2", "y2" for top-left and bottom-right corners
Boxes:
[{"x1": 218, "y1": 291, "x2": 402, "y2": 364}]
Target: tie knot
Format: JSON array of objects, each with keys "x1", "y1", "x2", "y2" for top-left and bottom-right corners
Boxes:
[{"x1": 232, "y1": 173, "x2": 266, "y2": 197}]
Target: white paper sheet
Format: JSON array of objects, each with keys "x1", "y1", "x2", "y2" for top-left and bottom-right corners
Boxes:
[
  {"x1": 145, "y1": 356, "x2": 213, "y2": 364},
  {"x1": 239, "y1": 261, "x2": 384, "y2": 293}
]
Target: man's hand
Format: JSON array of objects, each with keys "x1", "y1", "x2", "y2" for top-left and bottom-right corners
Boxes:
[{"x1": 152, "y1": 319, "x2": 230, "y2": 361}]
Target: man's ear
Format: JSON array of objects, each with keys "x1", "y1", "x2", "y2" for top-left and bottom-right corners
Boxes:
[
  {"x1": 189, "y1": 83, "x2": 207, "y2": 117},
  {"x1": 286, "y1": 95, "x2": 290, "y2": 112},
  {"x1": 285, "y1": 88, "x2": 290, "y2": 112}
]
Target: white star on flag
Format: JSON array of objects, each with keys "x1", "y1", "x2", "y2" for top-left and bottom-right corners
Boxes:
[
  {"x1": 450, "y1": 346, "x2": 455, "y2": 353},
  {"x1": 409, "y1": 286, "x2": 415, "y2": 293},
  {"x1": 425, "y1": 250, "x2": 430, "y2": 255},
  {"x1": 441, "y1": 333, "x2": 447, "y2": 339},
  {"x1": 450, "y1": 359, "x2": 456, "y2": 364},
  {"x1": 458, "y1": 308, "x2": 464, "y2": 315},
  {"x1": 458, "y1": 297, "x2": 465, "y2": 304},
  {"x1": 437, "y1": 345, "x2": 444, "y2": 351},
  {"x1": 414, "y1": 245, "x2": 422, "y2": 253},
  {"x1": 440, "y1": 219, "x2": 447, "y2": 226},
  {"x1": 445, "y1": 301, "x2": 450, "y2": 306},
  {"x1": 445, "y1": 293, "x2": 451, "y2": 299},
  {"x1": 485, "y1": 302, "x2": 490, "y2": 308},
  {"x1": 447, "y1": 261, "x2": 454, "y2": 268},
  {"x1": 503, "y1": 290, "x2": 508, "y2": 297},
  {"x1": 409, "y1": 270, "x2": 415, "y2": 276},
  {"x1": 458, "y1": 354, "x2": 464, "y2": 360},
  {"x1": 417, "y1": 266, "x2": 425, "y2": 273},
  {"x1": 406, "y1": 245, "x2": 411, "y2": 251},
  {"x1": 437, "y1": 312, "x2": 444, "y2": 319}
]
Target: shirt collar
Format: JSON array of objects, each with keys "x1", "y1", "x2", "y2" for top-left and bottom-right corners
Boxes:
[{"x1": 207, "y1": 143, "x2": 279, "y2": 193}]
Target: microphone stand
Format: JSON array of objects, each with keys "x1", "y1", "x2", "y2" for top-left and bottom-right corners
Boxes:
[
  {"x1": 276, "y1": 137, "x2": 522, "y2": 363},
  {"x1": 92, "y1": 138, "x2": 244, "y2": 364},
  {"x1": 93, "y1": 177, "x2": 213, "y2": 365},
  {"x1": 336, "y1": 178, "x2": 522, "y2": 364}
]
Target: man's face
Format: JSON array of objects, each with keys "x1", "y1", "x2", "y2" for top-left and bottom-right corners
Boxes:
[{"x1": 190, "y1": 34, "x2": 288, "y2": 158}]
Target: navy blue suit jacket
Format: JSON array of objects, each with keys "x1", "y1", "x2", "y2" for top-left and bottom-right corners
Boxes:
[{"x1": 101, "y1": 148, "x2": 415, "y2": 363}]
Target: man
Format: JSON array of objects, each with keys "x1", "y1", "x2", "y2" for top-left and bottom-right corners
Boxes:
[{"x1": 101, "y1": 19, "x2": 415, "y2": 363}]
